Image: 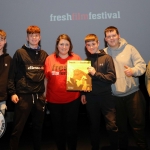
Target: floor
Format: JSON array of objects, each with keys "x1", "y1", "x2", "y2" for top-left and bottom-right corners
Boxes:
[{"x1": 1, "y1": 103, "x2": 150, "y2": 150}]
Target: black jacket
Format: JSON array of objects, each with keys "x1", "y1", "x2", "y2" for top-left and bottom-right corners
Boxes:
[
  {"x1": 8, "y1": 45, "x2": 48, "y2": 96},
  {"x1": 0, "y1": 53, "x2": 12, "y2": 102},
  {"x1": 85, "y1": 49, "x2": 116, "y2": 95}
]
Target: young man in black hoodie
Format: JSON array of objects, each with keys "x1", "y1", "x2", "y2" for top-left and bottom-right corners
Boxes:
[
  {"x1": 0, "y1": 29, "x2": 12, "y2": 115},
  {"x1": 81, "y1": 34, "x2": 118, "y2": 150},
  {"x1": 8, "y1": 25, "x2": 48, "y2": 150}
]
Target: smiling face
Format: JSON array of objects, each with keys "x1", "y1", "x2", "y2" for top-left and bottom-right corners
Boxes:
[
  {"x1": 57, "y1": 39, "x2": 70, "y2": 58},
  {"x1": 105, "y1": 30, "x2": 120, "y2": 49},
  {"x1": 27, "y1": 33, "x2": 41, "y2": 49},
  {"x1": 85, "y1": 40, "x2": 99, "y2": 54}
]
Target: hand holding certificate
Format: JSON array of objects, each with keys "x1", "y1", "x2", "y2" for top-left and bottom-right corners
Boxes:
[{"x1": 67, "y1": 60, "x2": 92, "y2": 91}]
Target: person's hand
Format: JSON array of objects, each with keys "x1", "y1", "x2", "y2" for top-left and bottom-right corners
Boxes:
[
  {"x1": 124, "y1": 65, "x2": 133, "y2": 77},
  {"x1": 43, "y1": 92, "x2": 47, "y2": 102},
  {"x1": 87, "y1": 66, "x2": 96, "y2": 76},
  {"x1": 11, "y1": 94, "x2": 19, "y2": 104},
  {"x1": 43, "y1": 92, "x2": 46, "y2": 99},
  {"x1": 81, "y1": 95, "x2": 87, "y2": 104}
]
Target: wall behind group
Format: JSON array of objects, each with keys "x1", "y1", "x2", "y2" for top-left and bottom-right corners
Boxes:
[{"x1": 1, "y1": 0, "x2": 150, "y2": 63}]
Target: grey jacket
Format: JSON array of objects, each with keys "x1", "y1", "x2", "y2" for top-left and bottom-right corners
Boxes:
[{"x1": 104, "y1": 38, "x2": 146, "y2": 97}]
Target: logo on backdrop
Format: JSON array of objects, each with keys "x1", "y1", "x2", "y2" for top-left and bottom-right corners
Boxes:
[
  {"x1": 0, "y1": 111, "x2": 6, "y2": 138},
  {"x1": 50, "y1": 11, "x2": 120, "y2": 21}
]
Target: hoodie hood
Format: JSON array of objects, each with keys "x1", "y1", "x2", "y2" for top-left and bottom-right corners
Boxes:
[
  {"x1": 104, "y1": 37, "x2": 146, "y2": 96},
  {"x1": 24, "y1": 44, "x2": 41, "y2": 51},
  {"x1": 107, "y1": 38, "x2": 128, "y2": 51},
  {"x1": 86, "y1": 50, "x2": 106, "y2": 69},
  {"x1": 86, "y1": 49, "x2": 106, "y2": 59}
]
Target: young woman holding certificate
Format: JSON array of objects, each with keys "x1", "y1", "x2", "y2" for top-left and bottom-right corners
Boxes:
[{"x1": 44, "y1": 34, "x2": 81, "y2": 150}]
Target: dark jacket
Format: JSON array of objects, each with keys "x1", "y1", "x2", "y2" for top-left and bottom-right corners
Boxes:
[
  {"x1": 8, "y1": 45, "x2": 48, "y2": 96},
  {"x1": 0, "y1": 53, "x2": 12, "y2": 102},
  {"x1": 85, "y1": 49, "x2": 116, "y2": 95}
]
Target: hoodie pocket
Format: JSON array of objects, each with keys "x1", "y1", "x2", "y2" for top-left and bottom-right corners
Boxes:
[{"x1": 112, "y1": 76, "x2": 132, "y2": 95}]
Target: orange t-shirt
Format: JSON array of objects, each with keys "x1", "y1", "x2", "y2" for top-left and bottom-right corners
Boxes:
[{"x1": 45, "y1": 53, "x2": 81, "y2": 103}]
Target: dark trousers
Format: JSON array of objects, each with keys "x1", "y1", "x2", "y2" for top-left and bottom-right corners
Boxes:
[
  {"x1": 10, "y1": 93, "x2": 45, "y2": 150},
  {"x1": 114, "y1": 90, "x2": 148, "y2": 150},
  {"x1": 47, "y1": 98, "x2": 80, "y2": 150},
  {"x1": 86, "y1": 94, "x2": 118, "y2": 150}
]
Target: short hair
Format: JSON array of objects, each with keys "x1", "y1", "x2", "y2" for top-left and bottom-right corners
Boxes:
[
  {"x1": 104, "y1": 26, "x2": 119, "y2": 37},
  {"x1": 84, "y1": 34, "x2": 99, "y2": 57},
  {"x1": 55, "y1": 34, "x2": 73, "y2": 57},
  {"x1": 84, "y1": 34, "x2": 98, "y2": 43},
  {"x1": 0, "y1": 29, "x2": 6, "y2": 39},
  {"x1": 26, "y1": 25, "x2": 40, "y2": 34}
]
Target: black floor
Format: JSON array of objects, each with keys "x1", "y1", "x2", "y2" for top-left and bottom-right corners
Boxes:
[{"x1": 1, "y1": 104, "x2": 150, "y2": 150}]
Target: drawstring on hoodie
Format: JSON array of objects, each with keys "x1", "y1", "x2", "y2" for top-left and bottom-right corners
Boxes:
[
  {"x1": 31, "y1": 93, "x2": 45, "y2": 112},
  {"x1": 32, "y1": 94, "x2": 34, "y2": 104},
  {"x1": 36, "y1": 93, "x2": 38, "y2": 99},
  {"x1": 32, "y1": 93, "x2": 39, "y2": 104}
]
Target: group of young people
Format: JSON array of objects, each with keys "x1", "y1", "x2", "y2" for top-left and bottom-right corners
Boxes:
[{"x1": 0, "y1": 25, "x2": 149, "y2": 150}]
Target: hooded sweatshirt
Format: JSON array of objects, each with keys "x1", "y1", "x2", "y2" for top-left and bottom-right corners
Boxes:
[
  {"x1": 0, "y1": 53, "x2": 12, "y2": 102},
  {"x1": 85, "y1": 49, "x2": 116, "y2": 96},
  {"x1": 8, "y1": 45, "x2": 48, "y2": 96},
  {"x1": 104, "y1": 38, "x2": 146, "y2": 97}
]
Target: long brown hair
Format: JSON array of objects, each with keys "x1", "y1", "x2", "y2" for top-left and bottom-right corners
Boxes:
[{"x1": 55, "y1": 34, "x2": 73, "y2": 57}]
